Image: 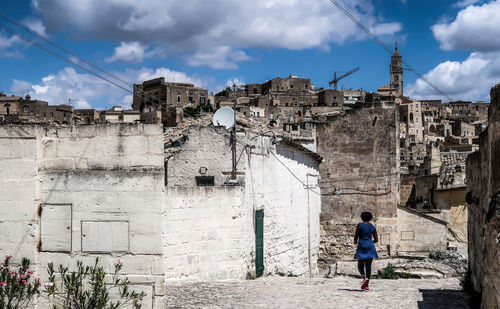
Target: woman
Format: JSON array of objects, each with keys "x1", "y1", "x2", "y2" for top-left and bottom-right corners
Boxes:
[{"x1": 354, "y1": 211, "x2": 379, "y2": 291}]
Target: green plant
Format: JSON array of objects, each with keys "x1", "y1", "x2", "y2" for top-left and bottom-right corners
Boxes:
[
  {"x1": 0, "y1": 255, "x2": 41, "y2": 309},
  {"x1": 44, "y1": 258, "x2": 146, "y2": 309},
  {"x1": 378, "y1": 263, "x2": 399, "y2": 279}
]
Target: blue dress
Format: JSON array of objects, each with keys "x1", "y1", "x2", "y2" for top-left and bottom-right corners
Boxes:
[{"x1": 355, "y1": 223, "x2": 379, "y2": 260}]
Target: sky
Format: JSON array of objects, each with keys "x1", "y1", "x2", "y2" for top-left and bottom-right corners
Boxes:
[{"x1": 0, "y1": 0, "x2": 498, "y2": 109}]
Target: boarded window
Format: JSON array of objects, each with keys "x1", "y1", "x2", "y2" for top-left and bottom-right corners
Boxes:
[
  {"x1": 41, "y1": 204, "x2": 72, "y2": 252},
  {"x1": 81, "y1": 221, "x2": 129, "y2": 253}
]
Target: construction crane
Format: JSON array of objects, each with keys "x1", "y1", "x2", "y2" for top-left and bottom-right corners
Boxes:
[{"x1": 329, "y1": 66, "x2": 360, "y2": 90}]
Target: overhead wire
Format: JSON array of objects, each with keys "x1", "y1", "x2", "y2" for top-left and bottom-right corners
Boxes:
[
  {"x1": 328, "y1": 0, "x2": 454, "y2": 102},
  {"x1": 0, "y1": 14, "x2": 169, "y2": 111}
]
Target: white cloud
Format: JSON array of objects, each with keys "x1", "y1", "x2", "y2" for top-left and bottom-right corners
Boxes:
[
  {"x1": 187, "y1": 47, "x2": 251, "y2": 69},
  {"x1": 432, "y1": 1, "x2": 500, "y2": 51},
  {"x1": 453, "y1": 0, "x2": 482, "y2": 8},
  {"x1": 9, "y1": 66, "x2": 210, "y2": 109},
  {"x1": 106, "y1": 41, "x2": 149, "y2": 63},
  {"x1": 32, "y1": 0, "x2": 402, "y2": 68},
  {"x1": 406, "y1": 52, "x2": 500, "y2": 101},
  {"x1": 23, "y1": 18, "x2": 47, "y2": 37},
  {"x1": 0, "y1": 32, "x2": 23, "y2": 58}
]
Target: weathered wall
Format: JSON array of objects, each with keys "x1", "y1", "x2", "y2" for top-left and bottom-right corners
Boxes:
[
  {"x1": 0, "y1": 124, "x2": 165, "y2": 309},
  {"x1": 165, "y1": 126, "x2": 320, "y2": 279},
  {"x1": 435, "y1": 188, "x2": 468, "y2": 242},
  {"x1": 248, "y1": 138, "x2": 321, "y2": 277},
  {"x1": 164, "y1": 186, "x2": 252, "y2": 280},
  {"x1": 316, "y1": 103, "x2": 400, "y2": 263},
  {"x1": 466, "y1": 83, "x2": 500, "y2": 309},
  {"x1": 396, "y1": 207, "x2": 447, "y2": 253}
]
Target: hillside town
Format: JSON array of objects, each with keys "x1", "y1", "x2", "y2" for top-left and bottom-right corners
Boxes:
[
  {"x1": 1, "y1": 43, "x2": 498, "y2": 308},
  {"x1": 1, "y1": 0, "x2": 500, "y2": 308}
]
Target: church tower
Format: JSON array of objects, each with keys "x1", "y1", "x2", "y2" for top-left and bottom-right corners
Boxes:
[{"x1": 390, "y1": 42, "x2": 403, "y2": 97}]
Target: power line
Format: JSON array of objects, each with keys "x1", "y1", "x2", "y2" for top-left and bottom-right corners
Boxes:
[
  {"x1": 328, "y1": 0, "x2": 454, "y2": 102},
  {"x1": 0, "y1": 13, "x2": 169, "y2": 111}
]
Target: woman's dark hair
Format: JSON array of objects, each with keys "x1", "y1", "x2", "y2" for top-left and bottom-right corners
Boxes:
[{"x1": 361, "y1": 212, "x2": 373, "y2": 222}]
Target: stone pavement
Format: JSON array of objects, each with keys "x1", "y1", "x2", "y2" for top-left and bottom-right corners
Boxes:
[{"x1": 164, "y1": 277, "x2": 470, "y2": 309}]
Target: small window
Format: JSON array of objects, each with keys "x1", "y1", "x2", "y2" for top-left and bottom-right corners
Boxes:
[
  {"x1": 290, "y1": 84, "x2": 294, "y2": 88},
  {"x1": 304, "y1": 84, "x2": 308, "y2": 89},
  {"x1": 50, "y1": 112, "x2": 54, "y2": 117},
  {"x1": 196, "y1": 176, "x2": 214, "y2": 186},
  {"x1": 177, "y1": 96, "x2": 181, "y2": 103},
  {"x1": 23, "y1": 105, "x2": 29, "y2": 113},
  {"x1": 253, "y1": 88, "x2": 258, "y2": 94}
]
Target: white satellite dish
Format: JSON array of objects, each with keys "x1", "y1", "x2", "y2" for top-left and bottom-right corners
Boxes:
[{"x1": 212, "y1": 107, "x2": 235, "y2": 130}]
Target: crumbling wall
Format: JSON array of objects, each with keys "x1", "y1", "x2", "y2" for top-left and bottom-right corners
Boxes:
[
  {"x1": 0, "y1": 124, "x2": 165, "y2": 309},
  {"x1": 315, "y1": 103, "x2": 400, "y2": 263},
  {"x1": 467, "y1": 84, "x2": 500, "y2": 309}
]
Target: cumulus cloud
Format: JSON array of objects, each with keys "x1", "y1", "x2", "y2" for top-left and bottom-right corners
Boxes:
[
  {"x1": 432, "y1": 1, "x2": 500, "y2": 51},
  {"x1": 406, "y1": 52, "x2": 500, "y2": 101},
  {"x1": 9, "y1": 66, "x2": 209, "y2": 109},
  {"x1": 32, "y1": 0, "x2": 402, "y2": 68},
  {"x1": 0, "y1": 32, "x2": 23, "y2": 58},
  {"x1": 187, "y1": 47, "x2": 251, "y2": 69},
  {"x1": 106, "y1": 41, "x2": 149, "y2": 63}
]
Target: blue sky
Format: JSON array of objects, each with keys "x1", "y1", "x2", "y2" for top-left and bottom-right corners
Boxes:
[{"x1": 0, "y1": 0, "x2": 498, "y2": 109}]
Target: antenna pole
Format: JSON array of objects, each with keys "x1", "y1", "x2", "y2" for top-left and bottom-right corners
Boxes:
[{"x1": 231, "y1": 93, "x2": 237, "y2": 180}]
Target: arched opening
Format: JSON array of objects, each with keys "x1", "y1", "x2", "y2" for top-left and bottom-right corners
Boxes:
[
  {"x1": 430, "y1": 125, "x2": 436, "y2": 133},
  {"x1": 297, "y1": 111, "x2": 302, "y2": 117},
  {"x1": 410, "y1": 112, "x2": 414, "y2": 123},
  {"x1": 5, "y1": 104, "x2": 10, "y2": 115}
]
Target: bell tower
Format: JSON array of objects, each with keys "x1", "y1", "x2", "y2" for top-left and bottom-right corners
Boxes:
[{"x1": 390, "y1": 42, "x2": 403, "y2": 97}]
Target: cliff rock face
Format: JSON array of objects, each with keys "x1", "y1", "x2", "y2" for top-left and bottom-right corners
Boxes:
[{"x1": 466, "y1": 83, "x2": 500, "y2": 309}]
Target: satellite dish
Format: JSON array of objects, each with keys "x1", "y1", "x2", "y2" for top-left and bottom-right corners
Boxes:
[{"x1": 212, "y1": 107, "x2": 235, "y2": 129}]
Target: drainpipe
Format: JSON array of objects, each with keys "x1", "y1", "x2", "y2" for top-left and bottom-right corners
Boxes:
[{"x1": 306, "y1": 173, "x2": 319, "y2": 278}]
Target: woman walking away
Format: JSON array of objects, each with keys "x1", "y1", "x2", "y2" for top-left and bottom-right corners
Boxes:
[{"x1": 354, "y1": 211, "x2": 379, "y2": 291}]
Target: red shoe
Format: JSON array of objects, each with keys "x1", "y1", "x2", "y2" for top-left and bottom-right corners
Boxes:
[
  {"x1": 361, "y1": 276, "x2": 367, "y2": 284},
  {"x1": 361, "y1": 279, "x2": 370, "y2": 290}
]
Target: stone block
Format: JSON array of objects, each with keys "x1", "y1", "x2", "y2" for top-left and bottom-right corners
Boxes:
[
  {"x1": 81, "y1": 221, "x2": 129, "y2": 253},
  {"x1": 41, "y1": 204, "x2": 72, "y2": 252}
]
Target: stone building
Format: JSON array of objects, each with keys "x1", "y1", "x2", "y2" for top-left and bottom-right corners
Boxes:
[
  {"x1": 317, "y1": 89, "x2": 344, "y2": 107},
  {"x1": 132, "y1": 77, "x2": 208, "y2": 126},
  {"x1": 0, "y1": 93, "x2": 73, "y2": 125},
  {"x1": 74, "y1": 109, "x2": 100, "y2": 124},
  {"x1": 466, "y1": 84, "x2": 500, "y2": 309},
  {"x1": 316, "y1": 102, "x2": 401, "y2": 263},
  {"x1": 99, "y1": 106, "x2": 141, "y2": 124},
  {"x1": 164, "y1": 120, "x2": 322, "y2": 279},
  {"x1": 343, "y1": 88, "x2": 366, "y2": 104}
]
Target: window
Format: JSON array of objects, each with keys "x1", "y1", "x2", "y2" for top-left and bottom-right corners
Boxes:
[
  {"x1": 5, "y1": 104, "x2": 10, "y2": 115},
  {"x1": 177, "y1": 96, "x2": 181, "y2": 103},
  {"x1": 290, "y1": 84, "x2": 294, "y2": 88},
  {"x1": 394, "y1": 75, "x2": 399, "y2": 81},
  {"x1": 196, "y1": 176, "x2": 214, "y2": 186},
  {"x1": 410, "y1": 113, "x2": 414, "y2": 123},
  {"x1": 189, "y1": 96, "x2": 193, "y2": 103},
  {"x1": 257, "y1": 112, "x2": 260, "y2": 117},
  {"x1": 253, "y1": 88, "x2": 258, "y2": 94},
  {"x1": 23, "y1": 105, "x2": 29, "y2": 113},
  {"x1": 200, "y1": 97, "x2": 206, "y2": 104},
  {"x1": 304, "y1": 84, "x2": 308, "y2": 89},
  {"x1": 50, "y1": 112, "x2": 54, "y2": 117},
  {"x1": 43, "y1": 112, "x2": 46, "y2": 117}
]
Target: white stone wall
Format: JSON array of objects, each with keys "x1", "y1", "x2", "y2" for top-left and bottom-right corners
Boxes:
[
  {"x1": 246, "y1": 138, "x2": 320, "y2": 277},
  {"x1": 0, "y1": 124, "x2": 165, "y2": 309},
  {"x1": 165, "y1": 126, "x2": 321, "y2": 279},
  {"x1": 164, "y1": 186, "x2": 253, "y2": 280}
]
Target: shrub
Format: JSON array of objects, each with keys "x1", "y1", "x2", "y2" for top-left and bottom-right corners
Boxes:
[
  {"x1": 0, "y1": 255, "x2": 41, "y2": 309},
  {"x1": 44, "y1": 258, "x2": 146, "y2": 309},
  {"x1": 378, "y1": 263, "x2": 399, "y2": 279}
]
